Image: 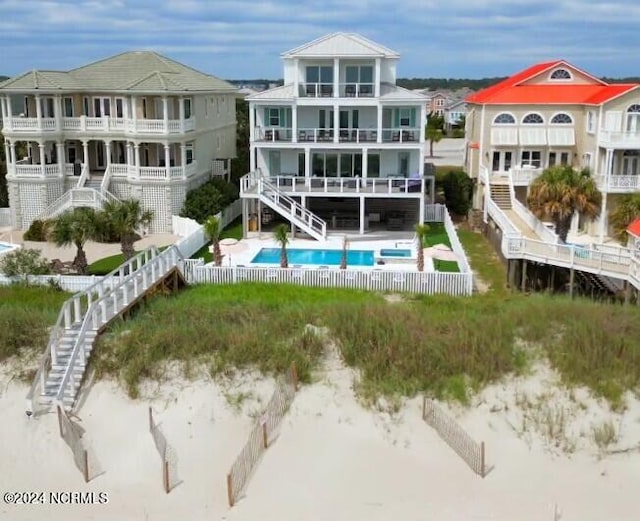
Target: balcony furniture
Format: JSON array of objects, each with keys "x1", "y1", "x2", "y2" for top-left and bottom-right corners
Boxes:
[
  {"x1": 345, "y1": 84, "x2": 356, "y2": 97},
  {"x1": 392, "y1": 131, "x2": 400, "y2": 142}
]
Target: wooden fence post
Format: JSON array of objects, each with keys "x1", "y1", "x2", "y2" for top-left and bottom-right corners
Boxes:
[
  {"x1": 163, "y1": 460, "x2": 170, "y2": 493},
  {"x1": 480, "y1": 441, "x2": 486, "y2": 478},
  {"x1": 421, "y1": 396, "x2": 426, "y2": 421},
  {"x1": 83, "y1": 450, "x2": 89, "y2": 483},
  {"x1": 262, "y1": 421, "x2": 268, "y2": 449},
  {"x1": 290, "y1": 362, "x2": 298, "y2": 392},
  {"x1": 57, "y1": 405, "x2": 64, "y2": 437},
  {"x1": 226, "y1": 473, "x2": 234, "y2": 507},
  {"x1": 148, "y1": 406, "x2": 153, "y2": 432}
]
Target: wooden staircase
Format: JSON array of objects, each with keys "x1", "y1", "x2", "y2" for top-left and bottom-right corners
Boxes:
[
  {"x1": 490, "y1": 184, "x2": 512, "y2": 210},
  {"x1": 26, "y1": 245, "x2": 186, "y2": 414}
]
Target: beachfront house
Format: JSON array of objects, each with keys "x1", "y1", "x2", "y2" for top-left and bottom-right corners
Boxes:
[
  {"x1": 0, "y1": 52, "x2": 237, "y2": 232},
  {"x1": 465, "y1": 60, "x2": 640, "y2": 244},
  {"x1": 240, "y1": 33, "x2": 433, "y2": 240}
]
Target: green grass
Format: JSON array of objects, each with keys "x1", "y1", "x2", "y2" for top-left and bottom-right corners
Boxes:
[
  {"x1": 0, "y1": 285, "x2": 70, "y2": 362},
  {"x1": 191, "y1": 218, "x2": 244, "y2": 263},
  {"x1": 457, "y1": 229, "x2": 507, "y2": 295},
  {"x1": 88, "y1": 246, "x2": 170, "y2": 275}
]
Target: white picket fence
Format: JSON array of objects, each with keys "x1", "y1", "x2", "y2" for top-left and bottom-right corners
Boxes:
[
  {"x1": 0, "y1": 274, "x2": 108, "y2": 292},
  {"x1": 181, "y1": 259, "x2": 473, "y2": 296}
]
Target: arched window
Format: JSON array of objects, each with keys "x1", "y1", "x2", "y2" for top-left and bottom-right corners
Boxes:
[
  {"x1": 627, "y1": 104, "x2": 640, "y2": 113},
  {"x1": 550, "y1": 68, "x2": 572, "y2": 80},
  {"x1": 551, "y1": 113, "x2": 573, "y2": 124},
  {"x1": 493, "y1": 113, "x2": 516, "y2": 124},
  {"x1": 522, "y1": 113, "x2": 544, "y2": 124}
]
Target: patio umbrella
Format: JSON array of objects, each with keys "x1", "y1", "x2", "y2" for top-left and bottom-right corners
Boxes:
[
  {"x1": 431, "y1": 243, "x2": 453, "y2": 251},
  {"x1": 210, "y1": 238, "x2": 248, "y2": 265},
  {"x1": 423, "y1": 246, "x2": 459, "y2": 262}
]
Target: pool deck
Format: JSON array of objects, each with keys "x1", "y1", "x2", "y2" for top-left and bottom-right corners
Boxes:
[{"x1": 205, "y1": 232, "x2": 435, "y2": 272}]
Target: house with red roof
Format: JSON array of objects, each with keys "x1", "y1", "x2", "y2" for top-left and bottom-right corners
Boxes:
[
  {"x1": 464, "y1": 60, "x2": 640, "y2": 243},
  {"x1": 627, "y1": 217, "x2": 640, "y2": 251}
]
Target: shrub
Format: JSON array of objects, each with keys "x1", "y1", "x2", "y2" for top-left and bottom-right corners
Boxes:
[
  {"x1": 23, "y1": 219, "x2": 50, "y2": 241},
  {"x1": 180, "y1": 178, "x2": 239, "y2": 224},
  {"x1": 440, "y1": 170, "x2": 474, "y2": 216},
  {"x1": 0, "y1": 248, "x2": 51, "y2": 276}
]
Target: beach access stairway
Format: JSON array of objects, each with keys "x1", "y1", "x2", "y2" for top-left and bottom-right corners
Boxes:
[
  {"x1": 240, "y1": 170, "x2": 327, "y2": 240},
  {"x1": 26, "y1": 245, "x2": 185, "y2": 415}
]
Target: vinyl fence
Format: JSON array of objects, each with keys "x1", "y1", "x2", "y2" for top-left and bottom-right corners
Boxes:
[
  {"x1": 182, "y1": 260, "x2": 473, "y2": 296},
  {"x1": 226, "y1": 364, "x2": 298, "y2": 507},
  {"x1": 149, "y1": 407, "x2": 179, "y2": 493},
  {"x1": 422, "y1": 397, "x2": 487, "y2": 477},
  {"x1": 0, "y1": 274, "x2": 107, "y2": 292},
  {"x1": 57, "y1": 405, "x2": 95, "y2": 482}
]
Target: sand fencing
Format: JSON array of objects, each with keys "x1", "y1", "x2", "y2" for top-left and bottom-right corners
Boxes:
[
  {"x1": 422, "y1": 397, "x2": 487, "y2": 477},
  {"x1": 56, "y1": 405, "x2": 97, "y2": 482},
  {"x1": 149, "y1": 406, "x2": 179, "y2": 493},
  {"x1": 226, "y1": 364, "x2": 298, "y2": 507}
]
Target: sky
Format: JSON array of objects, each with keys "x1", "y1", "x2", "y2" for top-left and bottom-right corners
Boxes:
[{"x1": 1, "y1": 0, "x2": 639, "y2": 80}]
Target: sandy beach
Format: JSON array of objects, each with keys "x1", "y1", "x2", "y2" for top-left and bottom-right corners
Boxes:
[{"x1": 0, "y1": 351, "x2": 638, "y2": 521}]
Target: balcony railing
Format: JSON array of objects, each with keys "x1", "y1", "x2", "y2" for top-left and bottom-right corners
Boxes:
[
  {"x1": 510, "y1": 166, "x2": 543, "y2": 185},
  {"x1": 299, "y1": 83, "x2": 334, "y2": 98},
  {"x1": 254, "y1": 127, "x2": 293, "y2": 142},
  {"x1": 338, "y1": 128, "x2": 378, "y2": 143},
  {"x1": 594, "y1": 173, "x2": 640, "y2": 192},
  {"x1": 246, "y1": 175, "x2": 426, "y2": 195},
  {"x1": 598, "y1": 130, "x2": 640, "y2": 147},
  {"x1": 339, "y1": 83, "x2": 374, "y2": 98},
  {"x1": 381, "y1": 128, "x2": 420, "y2": 143},
  {"x1": 11, "y1": 162, "x2": 72, "y2": 178},
  {"x1": 4, "y1": 116, "x2": 196, "y2": 135}
]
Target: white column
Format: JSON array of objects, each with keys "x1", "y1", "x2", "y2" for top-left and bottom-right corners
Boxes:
[
  {"x1": 293, "y1": 58, "x2": 299, "y2": 96},
  {"x1": 82, "y1": 140, "x2": 89, "y2": 167},
  {"x1": 180, "y1": 143, "x2": 187, "y2": 168},
  {"x1": 35, "y1": 95, "x2": 42, "y2": 129},
  {"x1": 9, "y1": 142, "x2": 16, "y2": 175},
  {"x1": 127, "y1": 142, "x2": 133, "y2": 166},
  {"x1": 162, "y1": 96, "x2": 169, "y2": 133},
  {"x1": 599, "y1": 192, "x2": 608, "y2": 243},
  {"x1": 333, "y1": 104, "x2": 339, "y2": 143},
  {"x1": 56, "y1": 142, "x2": 64, "y2": 176},
  {"x1": 249, "y1": 103, "x2": 255, "y2": 143},
  {"x1": 164, "y1": 144, "x2": 171, "y2": 176},
  {"x1": 377, "y1": 108, "x2": 383, "y2": 144},
  {"x1": 333, "y1": 58, "x2": 339, "y2": 97},
  {"x1": 105, "y1": 140, "x2": 112, "y2": 166},
  {"x1": 305, "y1": 147, "x2": 311, "y2": 179},
  {"x1": 3, "y1": 97, "x2": 11, "y2": 130},
  {"x1": 179, "y1": 96, "x2": 185, "y2": 132},
  {"x1": 54, "y1": 95, "x2": 62, "y2": 130},
  {"x1": 292, "y1": 105, "x2": 297, "y2": 143},
  {"x1": 359, "y1": 196, "x2": 365, "y2": 234},
  {"x1": 38, "y1": 143, "x2": 46, "y2": 176},
  {"x1": 134, "y1": 144, "x2": 140, "y2": 168},
  {"x1": 0, "y1": 97, "x2": 5, "y2": 119},
  {"x1": 374, "y1": 58, "x2": 381, "y2": 98},
  {"x1": 362, "y1": 149, "x2": 368, "y2": 180},
  {"x1": 420, "y1": 103, "x2": 427, "y2": 143},
  {"x1": 131, "y1": 95, "x2": 137, "y2": 131},
  {"x1": 419, "y1": 195, "x2": 425, "y2": 224}
]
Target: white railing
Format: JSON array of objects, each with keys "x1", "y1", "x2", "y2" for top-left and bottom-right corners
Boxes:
[
  {"x1": 181, "y1": 261, "x2": 473, "y2": 297},
  {"x1": 598, "y1": 130, "x2": 640, "y2": 147},
  {"x1": 44, "y1": 164, "x2": 60, "y2": 177},
  {"x1": 255, "y1": 175, "x2": 426, "y2": 196},
  {"x1": 76, "y1": 163, "x2": 89, "y2": 188},
  {"x1": 381, "y1": 128, "x2": 420, "y2": 143},
  {"x1": 139, "y1": 167, "x2": 169, "y2": 179},
  {"x1": 54, "y1": 246, "x2": 184, "y2": 409},
  {"x1": 510, "y1": 166, "x2": 543, "y2": 185},
  {"x1": 35, "y1": 188, "x2": 117, "y2": 221},
  {"x1": 479, "y1": 165, "x2": 489, "y2": 186},
  {"x1": 511, "y1": 197, "x2": 559, "y2": 244},
  {"x1": 254, "y1": 127, "x2": 293, "y2": 142},
  {"x1": 296, "y1": 128, "x2": 335, "y2": 142},
  {"x1": 101, "y1": 164, "x2": 112, "y2": 193},
  {"x1": 424, "y1": 203, "x2": 446, "y2": 222},
  {"x1": 0, "y1": 274, "x2": 105, "y2": 292},
  {"x1": 64, "y1": 163, "x2": 75, "y2": 176},
  {"x1": 10, "y1": 117, "x2": 40, "y2": 130},
  {"x1": 337, "y1": 128, "x2": 379, "y2": 143},
  {"x1": 442, "y1": 206, "x2": 472, "y2": 274},
  {"x1": 594, "y1": 174, "x2": 640, "y2": 192},
  {"x1": 299, "y1": 82, "x2": 334, "y2": 97},
  {"x1": 13, "y1": 164, "x2": 44, "y2": 177},
  {"x1": 338, "y1": 82, "x2": 375, "y2": 97},
  {"x1": 109, "y1": 164, "x2": 130, "y2": 177},
  {"x1": 9, "y1": 115, "x2": 196, "y2": 134}
]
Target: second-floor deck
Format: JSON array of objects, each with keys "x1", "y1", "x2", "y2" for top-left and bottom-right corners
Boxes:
[
  {"x1": 3, "y1": 116, "x2": 196, "y2": 135},
  {"x1": 254, "y1": 127, "x2": 421, "y2": 144}
]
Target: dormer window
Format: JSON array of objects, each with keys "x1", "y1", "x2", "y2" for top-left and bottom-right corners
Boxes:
[
  {"x1": 522, "y1": 113, "x2": 544, "y2": 124},
  {"x1": 493, "y1": 113, "x2": 516, "y2": 124},
  {"x1": 550, "y1": 68, "x2": 572, "y2": 81},
  {"x1": 550, "y1": 113, "x2": 573, "y2": 124}
]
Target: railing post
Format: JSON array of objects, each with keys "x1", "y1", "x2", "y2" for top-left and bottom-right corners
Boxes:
[{"x1": 73, "y1": 297, "x2": 81, "y2": 323}]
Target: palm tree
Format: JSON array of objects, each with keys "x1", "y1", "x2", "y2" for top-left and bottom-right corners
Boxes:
[
  {"x1": 203, "y1": 215, "x2": 223, "y2": 266},
  {"x1": 415, "y1": 223, "x2": 430, "y2": 272},
  {"x1": 426, "y1": 112, "x2": 444, "y2": 158},
  {"x1": 48, "y1": 207, "x2": 99, "y2": 274},
  {"x1": 273, "y1": 223, "x2": 289, "y2": 268},
  {"x1": 101, "y1": 199, "x2": 154, "y2": 260},
  {"x1": 340, "y1": 235, "x2": 349, "y2": 270},
  {"x1": 609, "y1": 193, "x2": 640, "y2": 243},
  {"x1": 527, "y1": 166, "x2": 601, "y2": 243}
]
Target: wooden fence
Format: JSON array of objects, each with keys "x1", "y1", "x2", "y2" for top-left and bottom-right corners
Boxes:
[
  {"x1": 149, "y1": 407, "x2": 179, "y2": 493},
  {"x1": 57, "y1": 405, "x2": 93, "y2": 482},
  {"x1": 182, "y1": 260, "x2": 473, "y2": 296},
  {"x1": 227, "y1": 364, "x2": 298, "y2": 507},
  {"x1": 422, "y1": 397, "x2": 487, "y2": 477}
]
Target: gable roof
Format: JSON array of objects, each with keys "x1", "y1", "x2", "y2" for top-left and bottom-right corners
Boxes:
[
  {"x1": 628, "y1": 217, "x2": 640, "y2": 237},
  {"x1": 466, "y1": 60, "x2": 637, "y2": 105},
  {"x1": 0, "y1": 51, "x2": 237, "y2": 93},
  {"x1": 282, "y1": 32, "x2": 399, "y2": 58}
]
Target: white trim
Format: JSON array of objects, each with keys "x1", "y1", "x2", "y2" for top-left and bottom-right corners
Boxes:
[
  {"x1": 549, "y1": 112, "x2": 573, "y2": 124},
  {"x1": 492, "y1": 112, "x2": 517, "y2": 125},
  {"x1": 548, "y1": 68, "x2": 573, "y2": 81},
  {"x1": 521, "y1": 112, "x2": 545, "y2": 124}
]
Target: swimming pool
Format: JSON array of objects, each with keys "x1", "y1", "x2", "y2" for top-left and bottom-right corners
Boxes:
[
  {"x1": 0, "y1": 242, "x2": 18, "y2": 254},
  {"x1": 251, "y1": 248, "x2": 374, "y2": 266},
  {"x1": 379, "y1": 249, "x2": 412, "y2": 258}
]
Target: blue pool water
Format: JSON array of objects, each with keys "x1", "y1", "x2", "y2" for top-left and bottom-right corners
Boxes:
[
  {"x1": 379, "y1": 249, "x2": 412, "y2": 258},
  {"x1": 251, "y1": 248, "x2": 374, "y2": 266},
  {"x1": 0, "y1": 243, "x2": 14, "y2": 253}
]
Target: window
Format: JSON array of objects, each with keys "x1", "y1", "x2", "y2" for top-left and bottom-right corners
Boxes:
[
  {"x1": 40, "y1": 97, "x2": 54, "y2": 117},
  {"x1": 522, "y1": 113, "x2": 544, "y2": 124},
  {"x1": 586, "y1": 111, "x2": 595, "y2": 133},
  {"x1": 63, "y1": 97, "x2": 73, "y2": 117},
  {"x1": 550, "y1": 68, "x2": 572, "y2": 80},
  {"x1": 83, "y1": 97, "x2": 89, "y2": 117},
  {"x1": 24, "y1": 96, "x2": 29, "y2": 117},
  {"x1": 367, "y1": 153, "x2": 380, "y2": 178},
  {"x1": 493, "y1": 113, "x2": 516, "y2": 124},
  {"x1": 306, "y1": 66, "x2": 333, "y2": 84},
  {"x1": 115, "y1": 98, "x2": 124, "y2": 118},
  {"x1": 627, "y1": 105, "x2": 640, "y2": 133},
  {"x1": 549, "y1": 151, "x2": 570, "y2": 167},
  {"x1": 435, "y1": 98, "x2": 445, "y2": 107},
  {"x1": 268, "y1": 108, "x2": 280, "y2": 127},
  {"x1": 521, "y1": 150, "x2": 542, "y2": 167},
  {"x1": 400, "y1": 109, "x2": 411, "y2": 127},
  {"x1": 184, "y1": 98, "x2": 192, "y2": 119},
  {"x1": 398, "y1": 152, "x2": 410, "y2": 176},
  {"x1": 550, "y1": 113, "x2": 572, "y2": 124},
  {"x1": 492, "y1": 151, "x2": 513, "y2": 172},
  {"x1": 142, "y1": 98, "x2": 147, "y2": 118},
  {"x1": 185, "y1": 144, "x2": 193, "y2": 164}
]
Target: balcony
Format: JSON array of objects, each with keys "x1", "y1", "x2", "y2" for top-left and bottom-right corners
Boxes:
[
  {"x1": 3, "y1": 116, "x2": 196, "y2": 135},
  {"x1": 594, "y1": 173, "x2": 640, "y2": 192},
  {"x1": 381, "y1": 128, "x2": 420, "y2": 143},
  {"x1": 11, "y1": 160, "x2": 72, "y2": 178},
  {"x1": 510, "y1": 166, "x2": 543, "y2": 185},
  {"x1": 254, "y1": 127, "x2": 293, "y2": 142},
  {"x1": 299, "y1": 83, "x2": 334, "y2": 98},
  {"x1": 598, "y1": 130, "x2": 640, "y2": 149},
  {"x1": 339, "y1": 83, "x2": 374, "y2": 98},
  {"x1": 109, "y1": 161, "x2": 198, "y2": 180}
]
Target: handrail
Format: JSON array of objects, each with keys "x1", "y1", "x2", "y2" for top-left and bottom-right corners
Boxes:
[
  {"x1": 101, "y1": 164, "x2": 112, "y2": 193},
  {"x1": 36, "y1": 188, "x2": 119, "y2": 221},
  {"x1": 76, "y1": 163, "x2": 89, "y2": 188},
  {"x1": 54, "y1": 245, "x2": 184, "y2": 408},
  {"x1": 26, "y1": 245, "x2": 166, "y2": 414}
]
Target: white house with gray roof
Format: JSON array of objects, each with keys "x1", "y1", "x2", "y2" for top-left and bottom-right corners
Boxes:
[
  {"x1": 240, "y1": 33, "x2": 432, "y2": 239},
  {"x1": 0, "y1": 51, "x2": 237, "y2": 232}
]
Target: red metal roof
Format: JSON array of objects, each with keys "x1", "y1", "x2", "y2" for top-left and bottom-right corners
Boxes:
[
  {"x1": 466, "y1": 61, "x2": 638, "y2": 105},
  {"x1": 627, "y1": 217, "x2": 640, "y2": 237}
]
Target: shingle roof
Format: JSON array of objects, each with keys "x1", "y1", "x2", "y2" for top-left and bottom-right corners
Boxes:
[
  {"x1": 282, "y1": 32, "x2": 399, "y2": 58},
  {"x1": 0, "y1": 51, "x2": 237, "y2": 93},
  {"x1": 466, "y1": 60, "x2": 637, "y2": 105}
]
